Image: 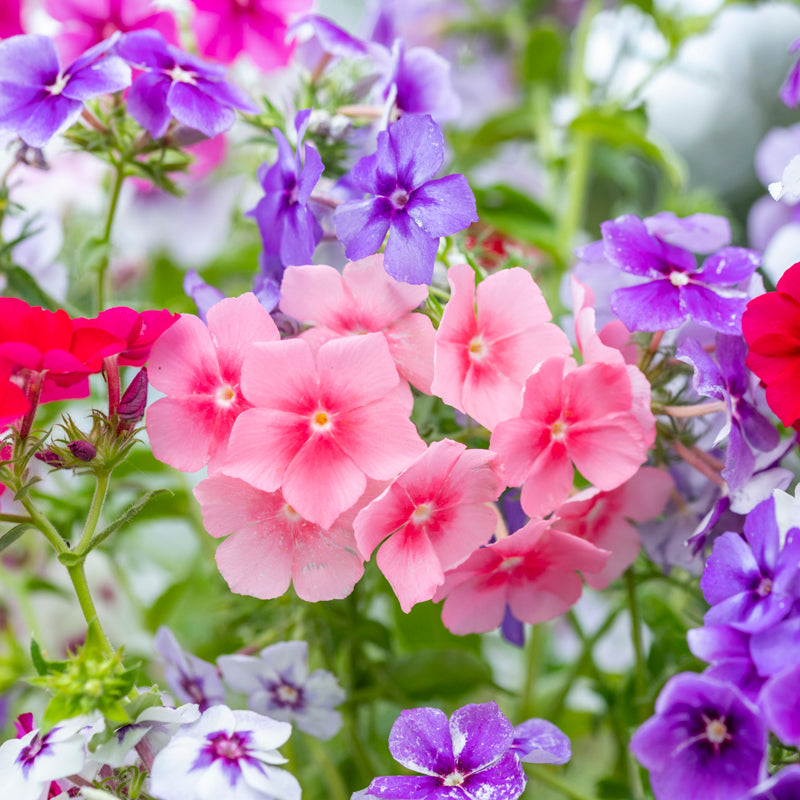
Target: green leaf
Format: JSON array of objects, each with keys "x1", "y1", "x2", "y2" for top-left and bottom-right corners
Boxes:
[
  {"x1": 2, "y1": 267, "x2": 60, "y2": 310},
  {"x1": 30, "y1": 637, "x2": 49, "y2": 677},
  {"x1": 522, "y1": 24, "x2": 562, "y2": 84},
  {"x1": 88, "y1": 489, "x2": 172, "y2": 552},
  {"x1": 386, "y1": 649, "x2": 494, "y2": 700},
  {"x1": 0, "y1": 523, "x2": 32, "y2": 552}
]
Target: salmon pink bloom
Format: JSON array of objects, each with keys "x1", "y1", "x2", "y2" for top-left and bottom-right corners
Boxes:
[
  {"x1": 431, "y1": 263, "x2": 571, "y2": 430},
  {"x1": 223, "y1": 333, "x2": 425, "y2": 528},
  {"x1": 490, "y1": 356, "x2": 651, "y2": 519},
  {"x1": 353, "y1": 439, "x2": 503, "y2": 612},
  {"x1": 146, "y1": 293, "x2": 279, "y2": 473},
  {"x1": 280, "y1": 254, "x2": 435, "y2": 393},
  {"x1": 435, "y1": 520, "x2": 608, "y2": 635}
]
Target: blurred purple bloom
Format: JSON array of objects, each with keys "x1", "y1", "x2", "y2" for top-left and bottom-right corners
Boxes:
[
  {"x1": 498, "y1": 489, "x2": 528, "y2": 647},
  {"x1": 780, "y1": 38, "x2": 800, "y2": 107},
  {"x1": 116, "y1": 29, "x2": 258, "y2": 139},
  {"x1": 629, "y1": 673, "x2": 767, "y2": 800},
  {"x1": 0, "y1": 33, "x2": 131, "y2": 147},
  {"x1": 761, "y1": 663, "x2": 800, "y2": 747},
  {"x1": 510, "y1": 718, "x2": 571, "y2": 765},
  {"x1": 748, "y1": 766, "x2": 800, "y2": 800},
  {"x1": 334, "y1": 113, "x2": 477, "y2": 285},
  {"x1": 184, "y1": 270, "x2": 226, "y2": 322},
  {"x1": 366, "y1": 702, "x2": 526, "y2": 800},
  {"x1": 218, "y1": 641, "x2": 345, "y2": 741}
]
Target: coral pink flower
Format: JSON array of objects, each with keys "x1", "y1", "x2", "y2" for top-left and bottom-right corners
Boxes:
[
  {"x1": 434, "y1": 520, "x2": 608, "y2": 635},
  {"x1": 223, "y1": 333, "x2": 426, "y2": 528},
  {"x1": 194, "y1": 473, "x2": 365, "y2": 601},
  {"x1": 551, "y1": 466, "x2": 674, "y2": 589},
  {"x1": 189, "y1": 0, "x2": 312, "y2": 71},
  {"x1": 490, "y1": 356, "x2": 651, "y2": 519},
  {"x1": 353, "y1": 439, "x2": 503, "y2": 612},
  {"x1": 146, "y1": 293, "x2": 279, "y2": 473},
  {"x1": 280, "y1": 254, "x2": 435, "y2": 392},
  {"x1": 431, "y1": 263, "x2": 571, "y2": 430}
]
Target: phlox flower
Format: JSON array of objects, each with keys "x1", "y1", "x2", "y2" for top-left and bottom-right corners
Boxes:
[
  {"x1": 760, "y1": 663, "x2": 800, "y2": 747},
  {"x1": 194, "y1": 473, "x2": 365, "y2": 602},
  {"x1": 146, "y1": 292, "x2": 280, "y2": 472},
  {"x1": 781, "y1": 37, "x2": 800, "y2": 107},
  {"x1": 510, "y1": 718, "x2": 571, "y2": 765},
  {"x1": 432, "y1": 263, "x2": 572, "y2": 430},
  {"x1": 434, "y1": 520, "x2": 608, "y2": 635},
  {"x1": 222, "y1": 332, "x2": 425, "y2": 528},
  {"x1": 748, "y1": 766, "x2": 800, "y2": 800},
  {"x1": 490, "y1": 356, "x2": 651, "y2": 519},
  {"x1": 353, "y1": 439, "x2": 503, "y2": 613},
  {"x1": 279, "y1": 254, "x2": 435, "y2": 393}
]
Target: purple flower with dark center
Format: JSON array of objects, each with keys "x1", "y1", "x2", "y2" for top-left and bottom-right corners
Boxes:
[
  {"x1": 248, "y1": 109, "x2": 324, "y2": 269},
  {"x1": 510, "y1": 718, "x2": 571, "y2": 765},
  {"x1": 115, "y1": 29, "x2": 258, "y2": 139},
  {"x1": 747, "y1": 765, "x2": 800, "y2": 799},
  {"x1": 0, "y1": 33, "x2": 131, "y2": 148},
  {"x1": 218, "y1": 641, "x2": 345, "y2": 740},
  {"x1": 599, "y1": 213, "x2": 759, "y2": 333},
  {"x1": 366, "y1": 701, "x2": 526, "y2": 800},
  {"x1": 780, "y1": 38, "x2": 800, "y2": 107},
  {"x1": 148, "y1": 705, "x2": 300, "y2": 800},
  {"x1": 629, "y1": 672, "x2": 767, "y2": 800},
  {"x1": 334, "y1": 113, "x2": 477, "y2": 285},
  {"x1": 700, "y1": 495, "x2": 800, "y2": 633}
]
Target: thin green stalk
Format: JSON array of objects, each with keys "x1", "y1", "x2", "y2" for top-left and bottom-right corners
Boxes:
[
  {"x1": 305, "y1": 734, "x2": 349, "y2": 800},
  {"x1": 19, "y1": 495, "x2": 67, "y2": 555},
  {"x1": 529, "y1": 766, "x2": 600, "y2": 800},
  {"x1": 74, "y1": 470, "x2": 111, "y2": 554},
  {"x1": 0, "y1": 512, "x2": 33, "y2": 524},
  {"x1": 625, "y1": 568, "x2": 647, "y2": 716},
  {"x1": 520, "y1": 622, "x2": 548, "y2": 719},
  {"x1": 96, "y1": 162, "x2": 126, "y2": 312},
  {"x1": 66, "y1": 561, "x2": 113, "y2": 655}
]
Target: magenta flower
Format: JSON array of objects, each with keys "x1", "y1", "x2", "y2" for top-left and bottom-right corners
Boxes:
[{"x1": 0, "y1": 0, "x2": 22, "y2": 40}]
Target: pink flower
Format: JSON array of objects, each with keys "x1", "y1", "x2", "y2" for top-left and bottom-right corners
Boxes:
[
  {"x1": 434, "y1": 520, "x2": 609, "y2": 635},
  {"x1": 146, "y1": 293, "x2": 279, "y2": 472},
  {"x1": 431, "y1": 263, "x2": 571, "y2": 430},
  {"x1": 551, "y1": 467, "x2": 674, "y2": 589},
  {"x1": 0, "y1": 0, "x2": 23, "y2": 39},
  {"x1": 279, "y1": 254, "x2": 435, "y2": 392},
  {"x1": 222, "y1": 332, "x2": 426, "y2": 528},
  {"x1": 490, "y1": 356, "x2": 651, "y2": 519},
  {"x1": 189, "y1": 0, "x2": 312, "y2": 71},
  {"x1": 353, "y1": 439, "x2": 504, "y2": 612},
  {"x1": 194, "y1": 474, "x2": 365, "y2": 601}
]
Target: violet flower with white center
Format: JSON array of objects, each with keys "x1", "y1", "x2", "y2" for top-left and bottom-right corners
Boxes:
[
  {"x1": 0, "y1": 33, "x2": 131, "y2": 148},
  {"x1": 154, "y1": 626, "x2": 226, "y2": 712},
  {"x1": 334, "y1": 113, "x2": 477, "y2": 285},
  {"x1": 115, "y1": 29, "x2": 258, "y2": 139},
  {"x1": 510, "y1": 719, "x2": 571, "y2": 765},
  {"x1": 218, "y1": 641, "x2": 345, "y2": 741},
  {"x1": 248, "y1": 109, "x2": 324, "y2": 269},
  {"x1": 366, "y1": 702, "x2": 526, "y2": 800},
  {"x1": 148, "y1": 705, "x2": 300, "y2": 800},
  {"x1": 700, "y1": 494, "x2": 800, "y2": 633},
  {"x1": 629, "y1": 673, "x2": 767, "y2": 800}
]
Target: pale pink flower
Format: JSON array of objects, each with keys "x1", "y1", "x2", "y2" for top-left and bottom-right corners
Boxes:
[
  {"x1": 353, "y1": 439, "x2": 504, "y2": 613},
  {"x1": 194, "y1": 474, "x2": 366, "y2": 601},
  {"x1": 279, "y1": 254, "x2": 435, "y2": 393},
  {"x1": 490, "y1": 356, "x2": 651, "y2": 519},
  {"x1": 551, "y1": 467, "x2": 674, "y2": 589},
  {"x1": 146, "y1": 293, "x2": 279, "y2": 472},
  {"x1": 222, "y1": 333, "x2": 426, "y2": 528},
  {"x1": 431, "y1": 262, "x2": 571, "y2": 430},
  {"x1": 434, "y1": 520, "x2": 609, "y2": 635}
]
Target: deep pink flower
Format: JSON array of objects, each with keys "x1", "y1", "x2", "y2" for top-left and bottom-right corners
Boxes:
[
  {"x1": 279, "y1": 254, "x2": 435, "y2": 393},
  {"x1": 0, "y1": 0, "x2": 23, "y2": 39},
  {"x1": 222, "y1": 333, "x2": 426, "y2": 528},
  {"x1": 353, "y1": 439, "x2": 504, "y2": 612},
  {"x1": 431, "y1": 263, "x2": 571, "y2": 430}
]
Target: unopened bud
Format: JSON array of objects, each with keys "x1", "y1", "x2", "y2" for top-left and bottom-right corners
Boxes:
[
  {"x1": 118, "y1": 368, "x2": 148, "y2": 422},
  {"x1": 35, "y1": 450, "x2": 63, "y2": 467},
  {"x1": 67, "y1": 440, "x2": 96, "y2": 462}
]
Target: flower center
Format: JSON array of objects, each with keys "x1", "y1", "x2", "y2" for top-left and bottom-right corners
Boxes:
[
  {"x1": 669, "y1": 271, "x2": 691, "y2": 287},
  {"x1": 167, "y1": 64, "x2": 197, "y2": 84},
  {"x1": 389, "y1": 187, "x2": 410, "y2": 210},
  {"x1": 274, "y1": 681, "x2": 303, "y2": 708},
  {"x1": 551, "y1": 419, "x2": 567, "y2": 441},
  {"x1": 283, "y1": 504, "x2": 302, "y2": 522},
  {"x1": 47, "y1": 73, "x2": 70, "y2": 96},
  {"x1": 443, "y1": 771, "x2": 465, "y2": 787},
  {"x1": 210, "y1": 732, "x2": 248, "y2": 761},
  {"x1": 468, "y1": 336, "x2": 488, "y2": 361},
  {"x1": 756, "y1": 576, "x2": 773, "y2": 597},
  {"x1": 18, "y1": 733, "x2": 47, "y2": 770},
  {"x1": 215, "y1": 384, "x2": 237, "y2": 407},
  {"x1": 500, "y1": 555, "x2": 523, "y2": 572},
  {"x1": 311, "y1": 409, "x2": 333, "y2": 432},
  {"x1": 703, "y1": 716, "x2": 731, "y2": 750},
  {"x1": 411, "y1": 503, "x2": 434, "y2": 525}
]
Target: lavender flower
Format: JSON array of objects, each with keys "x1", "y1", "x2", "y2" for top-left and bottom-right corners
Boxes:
[
  {"x1": 218, "y1": 641, "x2": 345, "y2": 741},
  {"x1": 334, "y1": 113, "x2": 477, "y2": 285},
  {"x1": 748, "y1": 765, "x2": 800, "y2": 799},
  {"x1": 0, "y1": 34, "x2": 131, "y2": 147},
  {"x1": 366, "y1": 702, "x2": 526, "y2": 800},
  {"x1": 115, "y1": 30, "x2": 258, "y2": 139},
  {"x1": 510, "y1": 718, "x2": 571, "y2": 765},
  {"x1": 780, "y1": 37, "x2": 800, "y2": 107},
  {"x1": 629, "y1": 673, "x2": 767, "y2": 800}
]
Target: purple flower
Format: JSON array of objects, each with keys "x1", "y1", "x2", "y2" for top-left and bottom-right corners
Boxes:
[
  {"x1": 598, "y1": 213, "x2": 759, "y2": 334},
  {"x1": 510, "y1": 718, "x2": 571, "y2": 765},
  {"x1": 761, "y1": 663, "x2": 800, "y2": 747},
  {"x1": 700, "y1": 495, "x2": 800, "y2": 633},
  {"x1": 218, "y1": 641, "x2": 345, "y2": 741},
  {"x1": 750, "y1": 606, "x2": 800, "y2": 682},
  {"x1": 115, "y1": 29, "x2": 258, "y2": 139},
  {"x1": 366, "y1": 702, "x2": 526, "y2": 800},
  {"x1": 249, "y1": 110, "x2": 324, "y2": 269},
  {"x1": 747, "y1": 765, "x2": 800, "y2": 799},
  {"x1": 0, "y1": 33, "x2": 131, "y2": 148},
  {"x1": 780, "y1": 38, "x2": 800, "y2": 107},
  {"x1": 629, "y1": 673, "x2": 767, "y2": 800},
  {"x1": 148, "y1": 705, "x2": 300, "y2": 800},
  {"x1": 334, "y1": 113, "x2": 477, "y2": 285}
]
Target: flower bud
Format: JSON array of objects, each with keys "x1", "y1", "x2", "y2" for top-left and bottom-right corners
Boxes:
[
  {"x1": 67, "y1": 440, "x2": 96, "y2": 462},
  {"x1": 34, "y1": 450, "x2": 63, "y2": 467},
  {"x1": 118, "y1": 368, "x2": 148, "y2": 423}
]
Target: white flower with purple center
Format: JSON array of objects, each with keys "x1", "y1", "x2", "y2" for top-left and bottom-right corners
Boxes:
[
  {"x1": 148, "y1": 705, "x2": 300, "y2": 800},
  {"x1": 218, "y1": 641, "x2": 345, "y2": 741}
]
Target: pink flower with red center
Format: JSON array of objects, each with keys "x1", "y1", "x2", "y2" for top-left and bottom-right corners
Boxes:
[
  {"x1": 194, "y1": 474, "x2": 366, "y2": 602},
  {"x1": 490, "y1": 356, "x2": 651, "y2": 519},
  {"x1": 434, "y1": 520, "x2": 609, "y2": 635},
  {"x1": 353, "y1": 438, "x2": 504, "y2": 612},
  {"x1": 146, "y1": 293, "x2": 279, "y2": 473},
  {"x1": 279, "y1": 254, "x2": 436, "y2": 393},
  {"x1": 222, "y1": 332, "x2": 426, "y2": 529},
  {"x1": 431, "y1": 262, "x2": 571, "y2": 430}
]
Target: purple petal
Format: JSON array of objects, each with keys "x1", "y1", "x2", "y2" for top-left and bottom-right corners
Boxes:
[
  {"x1": 171, "y1": 47, "x2": 227, "y2": 79},
  {"x1": 62, "y1": 55, "x2": 131, "y2": 101},
  {"x1": 288, "y1": 15, "x2": 370, "y2": 59},
  {"x1": 737, "y1": 401, "x2": 779, "y2": 452},
  {"x1": 280, "y1": 203, "x2": 319, "y2": 267},
  {"x1": 675, "y1": 337, "x2": 725, "y2": 400},
  {"x1": 772, "y1": 529, "x2": 800, "y2": 596},
  {"x1": 116, "y1": 29, "x2": 174, "y2": 71},
  {"x1": 18, "y1": 94, "x2": 81, "y2": 148},
  {"x1": 761, "y1": 665, "x2": 800, "y2": 746},
  {"x1": 334, "y1": 197, "x2": 391, "y2": 259},
  {"x1": 127, "y1": 72, "x2": 172, "y2": 138},
  {"x1": 715, "y1": 335, "x2": 748, "y2": 396},
  {"x1": 500, "y1": 606, "x2": 524, "y2": 647},
  {"x1": 394, "y1": 46, "x2": 459, "y2": 119},
  {"x1": 743, "y1": 496, "x2": 779, "y2": 569},
  {"x1": 297, "y1": 144, "x2": 324, "y2": 206},
  {"x1": 0, "y1": 83, "x2": 45, "y2": 128},
  {"x1": 704, "y1": 587, "x2": 792, "y2": 634},
  {"x1": 349, "y1": 150, "x2": 392, "y2": 195},
  {"x1": 695, "y1": 247, "x2": 760, "y2": 285},
  {"x1": 168, "y1": 81, "x2": 235, "y2": 137},
  {"x1": 751, "y1": 614, "x2": 800, "y2": 677},
  {"x1": 250, "y1": 191, "x2": 287, "y2": 257},
  {"x1": 680, "y1": 284, "x2": 747, "y2": 334},
  {"x1": 384, "y1": 213, "x2": 439, "y2": 284},
  {"x1": 387, "y1": 707, "x2": 454, "y2": 776},
  {"x1": 184, "y1": 270, "x2": 225, "y2": 322},
  {"x1": 723, "y1": 423, "x2": 756, "y2": 492},
  {"x1": 701, "y1": 532, "x2": 760, "y2": 606},
  {"x1": 195, "y1": 76, "x2": 258, "y2": 114},
  {"x1": 461, "y1": 752, "x2": 526, "y2": 800},
  {"x1": 387, "y1": 113, "x2": 444, "y2": 189},
  {"x1": 600, "y1": 215, "x2": 671, "y2": 278},
  {"x1": 644, "y1": 212, "x2": 731, "y2": 254},
  {"x1": 406, "y1": 174, "x2": 477, "y2": 238},
  {"x1": 367, "y1": 776, "x2": 443, "y2": 799},
  {"x1": 449, "y1": 702, "x2": 513, "y2": 773},
  {"x1": 686, "y1": 624, "x2": 750, "y2": 663},
  {"x1": 0, "y1": 34, "x2": 59, "y2": 86},
  {"x1": 512, "y1": 719, "x2": 571, "y2": 765},
  {"x1": 610, "y1": 281, "x2": 685, "y2": 331}
]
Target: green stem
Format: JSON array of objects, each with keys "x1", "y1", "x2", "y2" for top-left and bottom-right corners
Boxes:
[
  {"x1": 519, "y1": 622, "x2": 548, "y2": 719},
  {"x1": 66, "y1": 561, "x2": 113, "y2": 655},
  {"x1": 96, "y1": 162, "x2": 126, "y2": 312},
  {"x1": 19, "y1": 495, "x2": 67, "y2": 555},
  {"x1": 75, "y1": 470, "x2": 111, "y2": 554},
  {"x1": 305, "y1": 734, "x2": 349, "y2": 800},
  {"x1": 0, "y1": 513, "x2": 33, "y2": 524},
  {"x1": 625, "y1": 568, "x2": 647, "y2": 720},
  {"x1": 528, "y1": 766, "x2": 600, "y2": 800}
]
